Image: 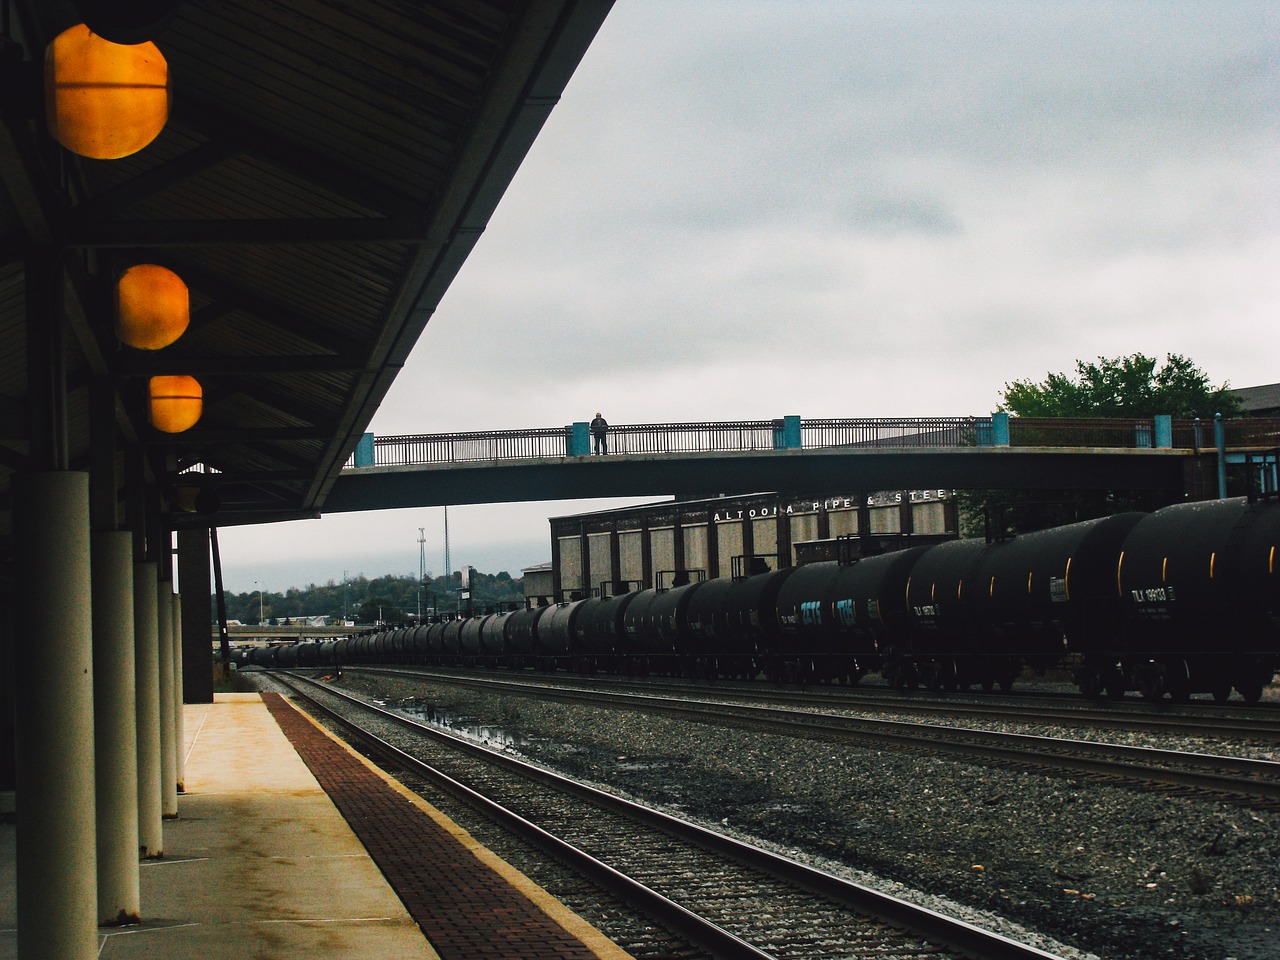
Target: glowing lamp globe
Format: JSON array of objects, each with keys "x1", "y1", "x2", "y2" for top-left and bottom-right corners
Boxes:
[
  {"x1": 116, "y1": 264, "x2": 188, "y2": 349},
  {"x1": 45, "y1": 23, "x2": 171, "y2": 160},
  {"x1": 149, "y1": 375, "x2": 202, "y2": 433}
]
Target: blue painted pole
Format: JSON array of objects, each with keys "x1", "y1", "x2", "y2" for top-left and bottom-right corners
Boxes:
[
  {"x1": 1154, "y1": 414, "x2": 1172, "y2": 449},
  {"x1": 354, "y1": 432, "x2": 375, "y2": 466},
  {"x1": 773, "y1": 415, "x2": 802, "y2": 450},
  {"x1": 1215, "y1": 413, "x2": 1226, "y2": 499},
  {"x1": 992, "y1": 411, "x2": 1010, "y2": 447}
]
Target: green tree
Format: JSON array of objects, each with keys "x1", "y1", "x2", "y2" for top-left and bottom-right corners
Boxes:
[
  {"x1": 210, "y1": 568, "x2": 526, "y2": 624},
  {"x1": 358, "y1": 596, "x2": 407, "y2": 625},
  {"x1": 959, "y1": 353, "x2": 1241, "y2": 536},
  {"x1": 1000, "y1": 353, "x2": 1241, "y2": 419}
]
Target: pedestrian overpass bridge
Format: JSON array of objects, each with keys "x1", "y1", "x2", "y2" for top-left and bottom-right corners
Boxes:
[{"x1": 321, "y1": 414, "x2": 1279, "y2": 513}]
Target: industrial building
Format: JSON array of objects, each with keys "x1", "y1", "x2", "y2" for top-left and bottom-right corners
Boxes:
[{"x1": 546, "y1": 489, "x2": 958, "y2": 601}]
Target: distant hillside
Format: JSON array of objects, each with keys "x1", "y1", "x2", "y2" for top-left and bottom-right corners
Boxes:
[{"x1": 215, "y1": 569, "x2": 524, "y2": 625}]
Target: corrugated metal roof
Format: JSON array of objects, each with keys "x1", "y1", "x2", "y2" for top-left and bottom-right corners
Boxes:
[
  {"x1": 1232, "y1": 383, "x2": 1280, "y2": 416},
  {"x1": 0, "y1": 0, "x2": 612, "y2": 542}
]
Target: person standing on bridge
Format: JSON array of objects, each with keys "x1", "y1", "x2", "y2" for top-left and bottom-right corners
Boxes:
[{"x1": 590, "y1": 412, "x2": 609, "y2": 454}]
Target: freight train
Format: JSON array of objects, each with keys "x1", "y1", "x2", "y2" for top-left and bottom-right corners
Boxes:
[{"x1": 243, "y1": 495, "x2": 1280, "y2": 703}]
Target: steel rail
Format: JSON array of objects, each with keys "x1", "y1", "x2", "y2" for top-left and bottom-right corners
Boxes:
[
  {"x1": 347, "y1": 668, "x2": 1280, "y2": 803},
  {"x1": 588, "y1": 678, "x2": 1280, "y2": 742},
  {"x1": 272, "y1": 673, "x2": 773, "y2": 960},
  {"x1": 277, "y1": 670, "x2": 1070, "y2": 960},
  {"x1": 390, "y1": 666, "x2": 1280, "y2": 742}
]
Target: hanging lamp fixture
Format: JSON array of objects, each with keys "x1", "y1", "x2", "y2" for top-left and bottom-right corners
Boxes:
[
  {"x1": 148, "y1": 375, "x2": 202, "y2": 433},
  {"x1": 45, "y1": 22, "x2": 171, "y2": 160},
  {"x1": 115, "y1": 264, "x2": 189, "y2": 350}
]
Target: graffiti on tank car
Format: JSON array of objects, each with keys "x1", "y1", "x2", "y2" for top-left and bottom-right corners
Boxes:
[
  {"x1": 834, "y1": 598, "x2": 855, "y2": 627},
  {"x1": 800, "y1": 601, "x2": 823, "y2": 626}
]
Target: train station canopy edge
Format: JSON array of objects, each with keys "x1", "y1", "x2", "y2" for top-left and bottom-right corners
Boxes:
[{"x1": 0, "y1": 0, "x2": 613, "y2": 541}]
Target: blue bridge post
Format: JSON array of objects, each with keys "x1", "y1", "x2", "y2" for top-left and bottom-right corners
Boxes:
[
  {"x1": 992, "y1": 411, "x2": 1010, "y2": 447},
  {"x1": 772, "y1": 415, "x2": 802, "y2": 449},
  {"x1": 354, "y1": 432, "x2": 375, "y2": 466},
  {"x1": 568, "y1": 422, "x2": 590, "y2": 456},
  {"x1": 1154, "y1": 414, "x2": 1172, "y2": 449},
  {"x1": 1215, "y1": 413, "x2": 1227, "y2": 499}
]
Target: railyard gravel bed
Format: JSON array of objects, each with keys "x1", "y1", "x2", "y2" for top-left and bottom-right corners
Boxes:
[{"x1": 313, "y1": 671, "x2": 1277, "y2": 960}]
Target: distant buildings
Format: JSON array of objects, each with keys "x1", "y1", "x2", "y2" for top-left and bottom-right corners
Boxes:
[{"x1": 1232, "y1": 383, "x2": 1280, "y2": 418}]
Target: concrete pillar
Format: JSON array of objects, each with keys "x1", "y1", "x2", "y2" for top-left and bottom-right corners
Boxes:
[
  {"x1": 134, "y1": 563, "x2": 163, "y2": 858},
  {"x1": 171, "y1": 593, "x2": 185, "y2": 794},
  {"x1": 14, "y1": 471, "x2": 98, "y2": 960},
  {"x1": 0, "y1": 585, "x2": 14, "y2": 817},
  {"x1": 92, "y1": 530, "x2": 141, "y2": 925},
  {"x1": 157, "y1": 584, "x2": 178, "y2": 818}
]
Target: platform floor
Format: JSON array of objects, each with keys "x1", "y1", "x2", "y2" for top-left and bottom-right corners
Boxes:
[{"x1": 0, "y1": 692, "x2": 632, "y2": 960}]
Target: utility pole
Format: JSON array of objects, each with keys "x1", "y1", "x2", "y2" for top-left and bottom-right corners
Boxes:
[
  {"x1": 417, "y1": 526, "x2": 426, "y2": 620},
  {"x1": 443, "y1": 505, "x2": 451, "y2": 579}
]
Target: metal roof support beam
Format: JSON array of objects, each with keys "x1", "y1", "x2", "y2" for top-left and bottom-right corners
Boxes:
[
  {"x1": 69, "y1": 139, "x2": 245, "y2": 222},
  {"x1": 172, "y1": 94, "x2": 425, "y2": 219},
  {"x1": 60, "y1": 216, "x2": 431, "y2": 248},
  {"x1": 123, "y1": 256, "x2": 373, "y2": 359},
  {"x1": 117, "y1": 354, "x2": 364, "y2": 376},
  {"x1": 146, "y1": 427, "x2": 333, "y2": 443}
]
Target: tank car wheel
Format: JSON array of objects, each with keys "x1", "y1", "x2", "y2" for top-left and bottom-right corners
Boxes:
[
  {"x1": 1139, "y1": 672, "x2": 1166, "y2": 702},
  {"x1": 1236, "y1": 682, "x2": 1264, "y2": 704},
  {"x1": 1211, "y1": 684, "x2": 1232, "y2": 703}
]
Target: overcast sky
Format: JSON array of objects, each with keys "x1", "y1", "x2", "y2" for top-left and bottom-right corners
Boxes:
[{"x1": 215, "y1": 0, "x2": 1279, "y2": 595}]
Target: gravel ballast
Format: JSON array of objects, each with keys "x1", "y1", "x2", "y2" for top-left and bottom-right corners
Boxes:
[{"x1": 321, "y1": 671, "x2": 1278, "y2": 960}]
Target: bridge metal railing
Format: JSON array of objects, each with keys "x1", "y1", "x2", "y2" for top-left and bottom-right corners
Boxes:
[
  {"x1": 609, "y1": 420, "x2": 783, "y2": 454},
  {"x1": 350, "y1": 416, "x2": 1280, "y2": 469},
  {"x1": 801, "y1": 417, "x2": 983, "y2": 448},
  {"x1": 369, "y1": 427, "x2": 571, "y2": 465}
]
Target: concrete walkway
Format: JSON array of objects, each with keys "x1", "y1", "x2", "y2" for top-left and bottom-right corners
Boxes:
[{"x1": 2, "y1": 692, "x2": 632, "y2": 959}]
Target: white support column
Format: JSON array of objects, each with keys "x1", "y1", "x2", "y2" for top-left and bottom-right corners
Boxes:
[
  {"x1": 171, "y1": 592, "x2": 185, "y2": 793},
  {"x1": 156, "y1": 583, "x2": 177, "y2": 818},
  {"x1": 93, "y1": 530, "x2": 141, "y2": 925},
  {"x1": 14, "y1": 471, "x2": 98, "y2": 960},
  {"x1": 133, "y1": 563, "x2": 163, "y2": 858}
]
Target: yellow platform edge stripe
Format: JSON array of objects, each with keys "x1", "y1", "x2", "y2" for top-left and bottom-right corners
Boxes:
[{"x1": 275, "y1": 690, "x2": 638, "y2": 960}]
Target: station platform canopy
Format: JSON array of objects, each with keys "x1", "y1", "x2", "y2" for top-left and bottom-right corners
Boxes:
[{"x1": 0, "y1": 1, "x2": 614, "y2": 542}]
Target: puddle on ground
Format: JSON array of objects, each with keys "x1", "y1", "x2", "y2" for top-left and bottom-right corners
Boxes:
[{"x1": 387, "y1": 698, "x2": 527, "y2": 751}]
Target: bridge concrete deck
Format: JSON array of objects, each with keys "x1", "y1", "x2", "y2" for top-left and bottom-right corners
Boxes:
[{"x1": 325, "y1": 445, "x2": 1194, "y2": 512}]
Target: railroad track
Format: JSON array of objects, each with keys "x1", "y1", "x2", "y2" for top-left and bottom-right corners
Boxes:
[
  {"x1": 271, "y1": 670, "x2": 1072, "y2": 960},
  {"x1": 358, "y1": 665, "x2": 1280, "y2": 741},
  {"x1": 335, "y1": 666, "x2": 1280, "y2": 809}
]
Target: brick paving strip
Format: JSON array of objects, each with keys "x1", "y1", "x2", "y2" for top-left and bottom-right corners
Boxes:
[{"x1": 261, "y1": 692, "x2": 623, "y2": 960}]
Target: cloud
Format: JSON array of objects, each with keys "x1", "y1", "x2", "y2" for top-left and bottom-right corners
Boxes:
[{"x1": 220, "y1": 1, "x2": 1279, "y2": 589}]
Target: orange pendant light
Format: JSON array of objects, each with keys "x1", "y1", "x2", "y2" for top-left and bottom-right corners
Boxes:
[
  {"x1": 116, "y1": 264, "x2": 188, "y2": 349},
  {"x1": 149, "y1": 375, "x2": 202, "y2": 433},
  {"x1": 45, "y1": 23, "x2": 171, "y2": 160}
]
